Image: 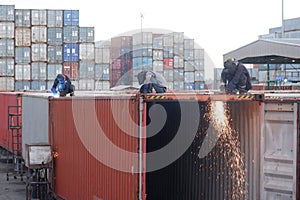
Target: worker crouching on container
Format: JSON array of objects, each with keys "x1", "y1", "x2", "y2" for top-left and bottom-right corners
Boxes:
[
  {"x1": 137, "y1": 71, "x2": 167, "y2": 93},
  {"x1": 51, "y1": 74, "x2": 75, "y2": 97},
  {"x1": 221, "y1": 58, "x2": 252, "y2": 94}
]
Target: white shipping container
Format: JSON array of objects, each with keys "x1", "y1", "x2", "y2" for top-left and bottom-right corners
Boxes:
[
  {"x1": 32, "y1": 43, "x2": 47, "y2": 62},
  {"x1": 15, "y1": 64, "x2": 31, "y2": 80},
  {"x1": 132, "y1": 32, "x2": 152, "y2": 45},
  {"x1": 15, "y1": 28, "x2": 31, "y2": 46},
  {"x1": 95, "y1": 47, "x2": 110, "y2": 64},
  {"x1": 32, "y1": 26, "x2": 47, "y2": 43},
  {"x1": 174, "y1": 56, "x2": 184, "y2": 68},
  {"x1": 79, "y1": 43, "x2": 95, "y2": 60},
  {"x1": 0, "y1": 58, "x2": 14, "y2": 76},
  {"x1": 163, "y1": 33, "x2": 174, "y2": 47},
  {"x1": 153, "y1": 50, "x2": 163, "y2": 60},
  {"x1": 194, "y1": 59, "x2": 204, "y2": 71},
  {"x1": 194, "y1": 49, "x2": 204, "y2": 60},
  {"x1": 79, "y1": 79, "x2": 94, "y2": 90},
  {"x1": 31, "y1": 10, "x2": 47, "y2": 26},
  {"x1": 153, "y1": 61, "x2": 163, "y2": 72},
  {"x1": 0, "y1": 77, "x2": 14, "y2": 90},
  {"x1": 0, "y1": 22, "x2": 14, "y2": 38},
  {"x1": 31, "y1": 62, "x2": 47, "y2": 80},
  {"x1": 173, "y1": 32, "x2": 184, "y2": 44},
  {"x1": 184, "y1": 39, "x2": 194, "y2": 49}
]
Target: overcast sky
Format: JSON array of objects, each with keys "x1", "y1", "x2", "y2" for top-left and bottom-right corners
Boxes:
[{"x1": 2, "y1": 0, "x2": 300, "y2": 79}]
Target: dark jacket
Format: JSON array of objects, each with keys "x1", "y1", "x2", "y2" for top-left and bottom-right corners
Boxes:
[
  {"x1": 224, "y1": 62, "x2": 252, "y2": 92},
  {"x1": 51, "y1": 74, "x2": 73, "y2": 95}
]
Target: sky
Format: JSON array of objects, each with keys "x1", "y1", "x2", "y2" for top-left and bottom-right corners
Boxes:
[{"x1": 2, "y1": 0, "x2": 300, "y2": 79}]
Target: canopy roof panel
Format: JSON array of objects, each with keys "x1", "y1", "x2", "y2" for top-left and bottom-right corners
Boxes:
[{"x1": 223, "y1": 39, "x2": 300, "y2": 64}]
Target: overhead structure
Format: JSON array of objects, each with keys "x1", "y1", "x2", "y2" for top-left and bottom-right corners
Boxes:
[{"x1": 223, "y1": 39, "x2": 300, "y2": 64}]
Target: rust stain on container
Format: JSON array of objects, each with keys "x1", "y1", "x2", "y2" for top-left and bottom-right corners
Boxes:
[{"x1": 50, "y1": 96, "x2": 140, "y2": 200}]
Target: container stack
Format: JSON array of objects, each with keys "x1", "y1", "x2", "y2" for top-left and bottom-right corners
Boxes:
[
  {"x1": 110, "y1": 36, "x2": 133, "y2": 87},
  {"x1": 172, "y1": 32, "x2": 184, "y2": 90},
  {"x1": 46, "y1": 10, "x2": 63, "y2": 89},
  {"x1": 78, "y1": 27, "x2": 95, "y2": 90},
  {"x1": 0, "y1": 5, "x2": 15, "y2": 90},
  {"x1": 62, "y1": 10, "x2": 79, "y2": 89},
  {"x1": 94, "y1": 41, "x2": 111, "y2": 90}
]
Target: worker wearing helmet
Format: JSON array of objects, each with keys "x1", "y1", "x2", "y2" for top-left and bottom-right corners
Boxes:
[
  {"x1": 221, "y1": 58, "x2": 252, "y2": 94},
  {"x1": 51, "y1": 74, "x2": 75, "y2": 97},
  {"x1": 137, "y1": 70, "x2": 167, "y2": 93}
]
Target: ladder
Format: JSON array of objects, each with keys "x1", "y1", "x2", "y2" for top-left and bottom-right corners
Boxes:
[{"x1": 7, "y1": 105, "x2": 24, "y2": 181}]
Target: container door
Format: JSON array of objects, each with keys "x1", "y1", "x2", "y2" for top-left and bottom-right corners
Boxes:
[{"x1": 261, "y1": 102, "x2": 297, "y2": 200}]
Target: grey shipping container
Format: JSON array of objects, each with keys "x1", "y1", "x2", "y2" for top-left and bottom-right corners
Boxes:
[
  {"x1": 173, "y1": 43, "x2": 184, "y2": 56},
  {"x1": 153, "y1": 50, "x2": 163, "y2": 61},
  {"x1": 15, "y1": 9, "x2": 31, "y2": 27},
  {"x1": 47, "y1": 28, "x2": 63, "y2": 45},
  {"x1": 0, "y1": 22, "x2": 14, "y2": 38},
  {"x1": 31, "y1": 26, "x2": 47, "y2": 43},
  {"x1": 194, "y1": 59, "x2": 204, "y2": 71},
  {"x1": 79, "y1": 27, "x2": 94, "y2": 43},
  {"x1": 0, "y1": 77, "x2": 14, "y2": 90},
  {"x1": 173, "y1": 32, "x2": 184, "y2": 43},
  {"x1": 63, "y1": 26, "x2": 79, "y2": 43},
  {"x1": 0, "y1": 5, "x2": 14, "y2": 21},
  {"x1": 78, "y1": 79, "x2": 94, "y2": 90},
  {"x1": 163, "y1": 69, "x2": 174, "y2": 82},
  {"x1": 79, "y1": 43, "x2": 95, "y2": 60},
  {"x1": 194, "y1": 48, "x2": 204, "y2": 60},
  {"x1": 163, "y1": 47, "x2": 173, "y2": 58},
  {"x1": 15, "y1": 47, "x2": 31, "y2": 64},
  {"x1": 184, "y1": 60, "x2": 195, "y2": 72},
  {"x1": 0, "y1": 58, "x2": 14, "y2": 76},
  {"x1": 173, "y1": 81, "x2": 184, "y2": 90},
  {"x1": 31, "y1": 10, "x2": 47, "y2": 26},
  {"x1": 132, "y1": 32, "x2": 152, "y2": 45},
  {"x1": 153, "y1": 37, "x2": 163, "y2": 49},
  {"x1": 15, "y1": 64, "x2": 31, "y2": 80},
  {"x1": 184, "y1": 38, "x2": 194, "y2": 49},
  {"x1": 163, "y1": 33, "x2": 174, "y2": 47},
  {"x1": 79, "y1": 61, "x2": 95, "y2": 79},
  {"x1": 48, "y1": 45, "x2": 63, "y2": 63},
  {"x1": 95, "y1": 47, "x2": 110, "y2": 64},
  {"x1": 174, "y1": 56, "x2": 184, "y2": 68},
  {"x1": 184, "y1": 71, "x2": 195, "y2": 83},
  {"x1": 133, "y1": 44, "x2": 152, "y2": 57},
  {"x1": 95, "y1": 80, "x2": 110, "y2": 90},
  {"x1": 32, "y1": 43, "x2": 47, "y2": 62},
  {"x1": 153, "y1": 61, "x2": 163, "y2": 72},
  {"x1": 0, "y1": 39, "x2": 14, "y2": 57},
  {"x1": 31, "y1": 81, "x2": 46, "y2": 90},
  {"x1": 174, "y1": 68, "x2": 184, "y2": 81},
  {"x1": 47, "y1": 10, "x2": 63, "y2": 27},
  {"x1": 15, "y1": 28, "x2": 31, "y2": 46},
  {"x1": 195, "y1": 71, "x2": 204, "y2": 82},
  {"x1": 47, "y1": 64, "x2": 62, "y2": 80},
  {"x1": 95, "y1": 64, "x2": 110, "y2": 81},
  {"x1": 31, "y1": 62, "x2": 47, "y2": 80},
  {"x1": 184, "y1": 49, "x2": 194, "y2": 61}
]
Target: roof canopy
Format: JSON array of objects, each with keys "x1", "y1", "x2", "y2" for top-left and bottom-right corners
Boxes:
[{"x1": 223, "y1": 39, "x2": 300, "y2": 64}]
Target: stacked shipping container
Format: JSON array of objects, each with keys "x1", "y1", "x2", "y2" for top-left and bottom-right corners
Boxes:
[{"x1": 95, "y1": 41, "x2": 111, "y2": 90}]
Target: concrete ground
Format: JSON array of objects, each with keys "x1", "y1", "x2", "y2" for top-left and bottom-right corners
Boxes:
[{"x1": 0, "y1": 149, "x2": 26, "y2": 200}]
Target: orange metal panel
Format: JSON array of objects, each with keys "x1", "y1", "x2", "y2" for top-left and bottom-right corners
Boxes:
[{"x1": 50, "y1": 97, "x2": 140, "y2": 200}]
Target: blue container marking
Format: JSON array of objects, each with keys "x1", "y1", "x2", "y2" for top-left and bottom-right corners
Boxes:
[{"x1": 63, "y1": 10, "x2": 79, "y2": 26}]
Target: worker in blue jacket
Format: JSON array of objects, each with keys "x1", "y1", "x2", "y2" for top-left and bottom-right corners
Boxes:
[
  {"x1": 137, "y1": 71, "x2": 167, "y2": 93},
  {"x1": 51, "y1": 74, "x2": 75, "y2": 97},
  {"x1": 221, "y1": 58, "x2": 252, "y2": 94}
]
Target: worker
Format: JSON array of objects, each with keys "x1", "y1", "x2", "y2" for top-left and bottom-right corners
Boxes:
[
  {"x1": 221, "y1": 58, "x2": 252, "y2": 94},
  {"x1": 137, "y1": 70, "x2": 167, "y2": 93},
  {"x1": 51, "y1": 74, "x2": 75, "y2": 97}
]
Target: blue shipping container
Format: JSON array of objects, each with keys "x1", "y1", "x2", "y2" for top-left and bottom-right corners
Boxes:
[
  {"x1": 15, "y1": 47, "x2": 31, "y2": 64},
  {"x1": 0, "y1": 39, "x2": 14, "y2": 57},
  {"x1": 184, "y1": 83, "x2": 195, "y2": 90},
  {"x1": 31, "y1": 81, "x2": 46, "y2": 90},
  {"x1": 47, "y1": 28, "x2": 63, "y2": 45},
  {"x1": 63, "y1": 44, "x2": 79, "y2": 62},
  {"x1": 48, "y1": 45, "x2": 63, "y2": 63},
  {"x1": 15, "y1": 9, "x2": 31, "y2": 27},
  {"x1": 79, "y1": 27, "x2": 94, "y2": 43},
  {"x1": 15, "y1": 81, "x2": 30, "y2": 91},
  {"x1": 0, "y1": 58, "x2": 14, "y2": 76},
  {"x1": 47, "y1": 10, "x2": 63, "y2": 27},
  {"x1": 95, "y1": 64, "x2": 110, "y2": 81},
  {"x1": 0, "y1": 5, "x2": 14, "y2": 21},
  {"x1": 63, "y1": 26, "x2": 79, "y2": 43},
  {"x1": 63, "y1": 10, "x2": 79, "y2": 26}
]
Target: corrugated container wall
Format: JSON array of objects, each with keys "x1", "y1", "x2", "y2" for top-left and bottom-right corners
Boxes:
[
  {"x1": 63, "y1": 26, "x2": 79, "y2": 43},
  {"x1": 79, "y1": 27, "x2": 94, "y2": 43},
  {"x1": 15, "y1": 9, "x2": 30, "y2": 27},
  {"x1": 0, "y1": 77, "x2": 14, "y2": 90},
  {"x1": 31, "y1": 9, "x2": 46, "y2": 26},
  {"x1": 0, "y1": 5, "x2": 14, "y2": 21},
  {"x1": 79, "y1": 43, "x2": 95, "y2": 60},
  {"x1": 47, "y1": 10, "x2": 63, "y2": 27},
  {"x1": 15, "y1": 28, "x2": 31, "y2": 46},
  {"x1": 0, "y1": 39, "x2": 14, "y2": 56},
  {"x1": 0, "y1": 58, "x2": 14, "y2": 76},
  {"x1": 0, "y1": 22, "x2": 14, "y2": 38},
  {"x1": 47, "y1": 28, "x2": 63, "y2": 45},
  {"x1": 63, "y1": 44, "x2": 79, "y2": 62},
  {"x1": 63, "y1": 10, "x2": 79, "y2": 26},
  {"x1": 22, "y1": 95, "x2": 140, "y2": 200}
]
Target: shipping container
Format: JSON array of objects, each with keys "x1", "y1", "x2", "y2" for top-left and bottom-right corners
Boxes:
[
  {"x1": 15, "y1": 81, "x2": 30, "y2": 90},
  {"x1": 0, "y1": 58, "x2": 14, "y2": 76},
  {"x1": 163, "y1": 47, "x2": 173, "y2": 58},
  {"x1": 166, "y1": 81, "x2": 173, "y2": 90},
  {"x1": 111, "y1": 47, "x2": 131, "y2": 59},
  {"x1": 173, "y1": 32, "x2": 184, "y2": 43},
  {"x1": 78, "y1": 79, "x2": 95, "y2": 90},
  {"x1": 95, "y1": 47, "x2": 110, "y2": 64},
  {"x1": 174, "y1": 56, "x2": 184, "y2": 68},
  {"x1": 195, "y1": 70, "x2": 204, "y2": 82},
  {"x1": 152, "y1": 36, "x2": 163, "y2": 49},
  {"x1": 48, "y1": 45, "x2": 63, "y2": 63},
  {"x1": 194, "y1": 81, "x2": 205, "y2": 90},
  {"x1": 173, "y1": 81, "x2": 184, "y2": 90},
  {"x1": 0, "y1": 39, "x2": 14, "y2": 56},
  {"x1": 63, "y1": 26, "x2": 79, "y2": 43},
  {"x1": 79, "y1": 27, "x2": 94, "y2": 43},
  {"x1": 63, "y1": 43, "x2": 79, "y2": 62},
  {"x1": 152, "y1": 49, "x2": 163, "y2": 61},
  {"x1": 0, "y1": 77, "x2": 14, "y2": 90},
  {"x1": 31, "y1": 80, "x2": 46, "y2": 90},
  {"x1": 31, "y1": 10, "x2": 47, "y2": 26},
  {"x1": 184, "y1": 60, "x2": 195, "y2": 72},
  {"x1": 95, "y1": 63, "x2": 110, "y2": 81},
  {"x1": 184, "y1": 38, "x2": 194, "y2": 49},
  {"x1": 79, "y1": 43, "x2": 95, "y2": 60},
  {"x1": 15, "y1": 47, "x2": 31, "y2": 64},
  {"x1": 22, "y1": 94, "x2": 140, "y2": 199},
  {"x1": 47, "y1": 28, "x2": 63, "y2": 45},
  {"x1": 194, "y1": 59, "x2": 204, "y2": 71},
  {"x1": 163, "y1": 33, "x2": 174, "y2": 47},
  {"x1": 0, "y1": 5, "x2": 14, "y2": 21},
  {"x1": 63, "y1": 62, "x2": 79, "y2": 80},
  {"x1": 31, "y1": 26, "x2": 47, "y2": 43},
  {"x1": 63, "y1": 10, "x2": 79, "y2": 26},
  {"x1": 111, "y1": 36, "x2": 132, "y2": 48},
  {"x1": 0, "y1": 92, "x2": 22, "y2": 153},
  {"x1": 194, "y1": 48, "x2": 204, "y2": 60},
  {"x1": 174, "y1": 68, "x2": 184, "y2": 81},
  {"x1": 15, "y1": 64, "x2": 30, "y2": 80},
  {"x1": 15, "y1": 9, "x2": 31, "y2": 27},
  {"x1": 31, "y1": 62, "x2": 47, "y2": 80},
  {"x1": 133, "y1": 45, "x2": 152, "y2": 57},
  {"x1": 184, "y1": 82, "x2": 195, "y2": 90},
  {"x1": 173, "y1": 43, "x2": 184, "y2": 56},
  {"x1": 132, "y1": 32, "x2": 152, "y2": 45},
  {"x1": 163, "y1": 69, "x2": 174, "y2": 82},
  {"x1": 15, "y1": 28, "x2": 31, "y2": 46},
  {"x1": 95, "y1": 80, "x2": 110, "y2": 90},
  {"x1": 184, "y1": 49, "x2": 194, "y2": 61},
  {"x1": 31, "y1": 43, "x2": 47, "y2": 62},
  {"x1": 153, "y1": 60, "x2": 163, "y2": 72},
  {"x1": 163, "y1": 58, "x2": 173, "y2": 69},
  {"x1": 184, "y1": 71, "x2": 195, "y2": 83},
  {"x1": 0, "y1": 22, "x2": 14, "y2": 38},
  {"x1": 47, "y1": 64, "x2": 62, "y2": 80},
  {"x1": 79, "y1": 61, "x2": 95, "y2": 79},
  {"x1": 47, "y1": 10, "x2": 63, "y2": 27}
]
